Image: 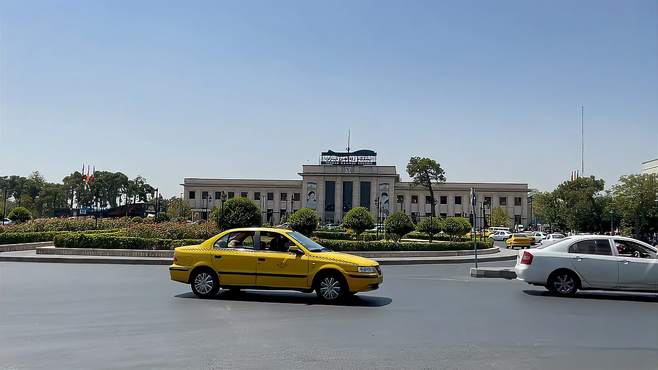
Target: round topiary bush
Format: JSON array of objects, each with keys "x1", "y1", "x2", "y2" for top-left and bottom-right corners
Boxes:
[
  {"x1": 215, "y1": 197, "x2": 262, "y2": 230},
  {"x1": 416, "y1": 217, "x2": 443, "y2": 240},
  {"x1": 288, "y1": 208, "x2": 319, "y2": 236},
  {"x1": 342, "y1": 207, "x2": 374, "y2": 235},
  {"x1": 384, "y1": 211, "x2": 415, "y2": 242},
  {"x1": 131, "y1": 216, "x2": 143, "y2": 223},
  {"x1": 444, "y1": 217, "x2": 471, "y2": 240},
  {"x1": 7, "y1": 207, "x2": 32, "y2": 223}
]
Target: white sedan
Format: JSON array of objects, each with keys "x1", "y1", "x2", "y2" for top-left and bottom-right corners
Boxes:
[
  {"x1": 490, "y1": 230, "x2": 512, "y2": 241},
  {"x1": 515, "y1": 235, "x2": 658, "y2": 296}
]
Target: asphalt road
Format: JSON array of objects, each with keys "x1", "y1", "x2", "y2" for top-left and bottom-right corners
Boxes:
[{"x1": 1, "y1": 261, "x2": 656, "y2": 370}]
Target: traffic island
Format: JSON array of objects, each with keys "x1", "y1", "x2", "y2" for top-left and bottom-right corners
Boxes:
[{"x1": 470, "y1": 267, "x2": 517, "y2": 279}]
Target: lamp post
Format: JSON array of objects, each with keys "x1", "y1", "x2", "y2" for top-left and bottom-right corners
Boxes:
[
  {"x1": 374, "y1": 197, "x2": 380, "y2": 239},
  {"x1": 609, "y1": 210, "x2": 614, "y2": 235}
]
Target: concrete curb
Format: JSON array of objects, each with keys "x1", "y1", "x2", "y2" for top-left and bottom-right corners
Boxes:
[
  {"x1": 470, "y1": 267, "x2": 517, "y2": 279},
  {"x1": 0, "y1": 242, "x2": 53, "y2": 252}
]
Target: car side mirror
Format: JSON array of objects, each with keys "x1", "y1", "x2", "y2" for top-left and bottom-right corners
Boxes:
[{"x1": 288, "y1": 245, "x2": 304, "y2": 256}]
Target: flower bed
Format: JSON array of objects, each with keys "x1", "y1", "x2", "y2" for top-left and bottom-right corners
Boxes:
[
  {"x1": 119, "y1": 221, "x2": 219, "y2": 240},
  {"x1": 0, "y1": 218, "x2": 130, "y2": 233}
]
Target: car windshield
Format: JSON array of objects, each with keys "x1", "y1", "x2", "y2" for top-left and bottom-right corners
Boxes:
[{"x1": 287, "y1": 231, "x2": 330, "y2": 252}]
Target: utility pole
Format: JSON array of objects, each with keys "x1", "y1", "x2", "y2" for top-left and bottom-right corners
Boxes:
[{"x1": 580, "y1": 105, "x2": 585, "y2": 176}]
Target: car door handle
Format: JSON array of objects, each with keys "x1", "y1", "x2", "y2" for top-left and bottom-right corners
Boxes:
[
  {"x1": 214, "y1": 255, "x2": 222, "y2": 259},
  {"x1": 621, "y1": 260, "x2": 630, "y2": 264},
  {"x1": 258, "y1": 258, "x2": 266, "y2": 262},
  {"x1": 573, "y1": 256, "x2": 583, "y2": 262}
]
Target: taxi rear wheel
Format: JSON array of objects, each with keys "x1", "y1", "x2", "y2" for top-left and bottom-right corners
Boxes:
[
  {"x1": 315, "y1": 272, "x2": 347, "y2": 303},
  {"x1": 191, "y1": 269, "x2": 219, "y2": 298}
]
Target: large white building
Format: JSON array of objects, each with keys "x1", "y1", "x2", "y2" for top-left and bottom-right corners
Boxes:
[
  {"x1": 183, "y1": 150, "x2": 529, "y2": 227},
  {"x1": 642, "y1": 159, "x2": 658, "y2": 175}
]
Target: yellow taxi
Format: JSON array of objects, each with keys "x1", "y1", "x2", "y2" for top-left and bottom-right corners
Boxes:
[
  {"x1": 170, "y1": 227, "x2": 383, "y2": 303},
  {"x1": 505, "y1": 233, "x2": 533, "y2": 249}
]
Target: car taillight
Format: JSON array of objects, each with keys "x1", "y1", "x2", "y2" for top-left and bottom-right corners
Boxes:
[
  {"x1": 520, "y1": 251, "x2": 533, "y2": 265},
  {"x1": 173, "y1": 255, "x2": 177, "y2": 264}
]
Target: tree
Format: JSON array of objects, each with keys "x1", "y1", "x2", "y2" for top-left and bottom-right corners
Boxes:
[
  {"x1": 406, "y1": 157, "x2": 446, "y2": 217},
  {"x1": 532, "y1": 192, "x2": 564, "y2": 230},
  {"x1": 610, "y1": 174, "x2": 658, "y2": 237},
  {"x1": 8, "y1": 206, "x2": 32, "y2": 223},
  {"x1": 444, "y1": 217, "x2": 471, "y2": 240},
  {"x1": 288, "y1": 208, "x2": 319, "y2": 236},
  {"x1": 342, "y1": 207, "x2": 375, "y2": 235},
  {"x1": 214, "y1": 197, "x2": 261, "y2": 229},
  {"x1": 553, "y1": 176, "x2": 605, "y2": 232},
  {"x1": 384, "y1": 212, "x2": 415, "y2": 242},
  {"x1": 490, "y1": 207, "x2": 511, "y2": 228},
  {"x1": 416, "y1": 217, "x2": 443, "y2": 241},
  {"x1": 166, "y1": 197, "x2": 191, "y2": 220}
]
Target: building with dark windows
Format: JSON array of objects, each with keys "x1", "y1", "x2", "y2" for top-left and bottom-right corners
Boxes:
[{"x1": 182, "y1": 149, "x2": 529, "y2": 227}]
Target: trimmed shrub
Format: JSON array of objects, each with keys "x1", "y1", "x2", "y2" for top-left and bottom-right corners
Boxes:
[
  {"x1": 342, "y1": 207, "x2": 374, "y2": 235},
  {"x1": 155, "y1": 214, "x2": 171, "y2": 223},
  {"x1": 214, "y1": 197, "x2": 261, "y2": 229},
  {"x1": 54, "y1": 233, "x2": 174, "y2": 250},
  {"x1": 7, "y1": 207, "x2": 32, "y2": 223},
  {"x1": 314, "y1": 238, "x2": 491, "y2": 252},
  {"x1": 416, "y1": 217, "x2": 443, "y2": 241},
  {"x1": 312, "y1": 230, "x2": 351, "y2": 240},
  {"x1": 0, "y1": 229, "x2": 120, "y2": 245},
  {"x1": 131, "y1": 216, "x2": 144, "y2": 223},
  {"x1": 288, "y1": 208, "x2": 319, "y2": 236},
  {"x1": 444, "y1": 217, "x2": 471, "y2": 240},
  {"x1": 171, "y1": 239, "x2": 205, "y2": 247},
  {"x1": 404, "y1": 231, "x2": 469, "y2": 242},
  {"x1": 384, "y1": 212, "x2": 415, "y2": 241}
]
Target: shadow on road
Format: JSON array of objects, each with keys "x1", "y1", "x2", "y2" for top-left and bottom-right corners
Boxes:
[
  {"x1": 175, "y1": 290, "x2": 393, "y2": 307},
  {"x1": 523, "y1": 289, "x2": 658, "y2": 303}
]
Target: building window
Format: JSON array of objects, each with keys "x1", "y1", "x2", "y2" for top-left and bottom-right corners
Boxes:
[
  {"x1": 254, "y1": 192, "x2": 261, "y2": 200},
  {"x1": 188, "y1": 191, "x2": 196, "y2": 199},
  {"x1": 440, "y1": 196, "x2": 447, "y2": 205},
  {"x1": 280, "y1": 209, "x2": 287, "y2": 221},
  {"x1": 454, "y1": 212, "x2": 462, "y2": 217},
  {"x1": 267, "y1": 192, "x2": 274, "y2": 201},
  {"x1": 514, "y1": 214, "x2": 522, "y2": 225},
  {"x1": 280, "y1": 193, "x2": 288, "y2": 201},
  {"x1": 499, "y1": 197, "x2": 507, "y2": 206},
  {"x1": 396, "y1": 195, "x2": 404, "y2": 204},
  {"x1": 293, "y1": 193, "x2": 300, "y2": 201},
  {"x1": 440, "y1": 213, "x2": 447, "y2": 218},
  {"x1": 228, "y1": 192, "x2": 234, "y2": 198},
  {"x1": 202, "y1": 191, "x2": 208, "y2": 200},
  {"x1": 214, "y1": 191, "x2": 221, "y2": 199},
  {"x1": 411, "y1": 195, "x2": 418, "y2": 204},
  {"x1": 425, "y1": 212, "x2": 432, "y2": 217},
  {"x1": 359, "y1": 181, "x2": 371, "y2": 209},
  {"x1": 454, "y1": 196, "x2": 462, "y2": 205},
  {"x1": 325, "y1": 181, "x2": 336, "y2": 213},
  {"x1": 425, "y1": 195, "x2": 432, "y2": 204},
  {"x1": 514, "y1": 197, "x2": 522, "y2": 206},
  {"x1": 411, "y1": 212, "x2": 418, "y2": 223},
  {"x1": 266, "y1": 209, "x2": 273, "y2": 223},
  {"x1": 342, "y1": 181, "x2": 353, "y2": 212},
  {"x1": 484, "y1": 196, "x2": 492, "y2": 206},
  {"x1": 241, "y1": 192, "x2": 248, "y2": 198}
]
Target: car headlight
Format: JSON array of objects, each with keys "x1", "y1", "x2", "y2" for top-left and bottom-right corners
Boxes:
[{"x1": 358, "y1": 266, "x2": 377, "y2": 273}]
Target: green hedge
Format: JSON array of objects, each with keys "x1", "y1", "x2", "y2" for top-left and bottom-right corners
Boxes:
[
  {"x1": 0, "y1": 229, "x2": 121, "y2": 245},
  {"x1": 53, "y1": 233, "x2": 206, "y2": 250},
  {"x1": 404, "y1": 232, "x2": 471, "y2": 242},
  {"x1": 314, "y1": 238, "x2": 492, "y2": 251}
]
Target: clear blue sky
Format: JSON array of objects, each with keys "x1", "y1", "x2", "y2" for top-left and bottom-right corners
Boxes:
[{"x1": 1, "y1": 0, "x2": 656, "y2": 197}]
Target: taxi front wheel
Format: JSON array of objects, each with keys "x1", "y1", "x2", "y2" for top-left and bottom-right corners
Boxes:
[{"x1": 315, "y1": 273, "x2": 347, "y2": 303}]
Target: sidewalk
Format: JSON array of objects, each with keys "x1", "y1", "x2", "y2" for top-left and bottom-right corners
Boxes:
[{"x1": 0, "y1": 248, "x2": 518, "y2": 266}]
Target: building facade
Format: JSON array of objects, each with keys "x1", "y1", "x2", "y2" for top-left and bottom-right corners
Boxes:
[
  {"x1": 183, "y1": 150, "x2": 529, "y2": 227},
  {"x1": 642, "y1": 159, "x2": 658, "y2": 175}
]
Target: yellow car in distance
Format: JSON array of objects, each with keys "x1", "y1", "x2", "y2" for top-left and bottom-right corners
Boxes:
[
  {"x1": 505, "y1": 233, "x2": 533, "y2": 249},
  {"x1": 170, "y1": 227, "x2": 383, "y2": 303}
]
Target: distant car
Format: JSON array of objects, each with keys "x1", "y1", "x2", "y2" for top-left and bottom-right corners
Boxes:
[
  {"x1": 515, "y1": 235, "x2": 658, "y2": 296},
  {"x1": 529, "y1": 232, "x2": 546, "y2": 244},
  {"x1": 1, "y1": 218, "x2": 12, "y2": 225},
  {"x1": 490, "y1": 230, "x2": 512, "y2": 241},
  {"x1": 489, "y1": 230, "x2": 512, "y2": 241},
  {"x1": 505, "y1": 233, "x2": 533, "y2": 249},
  {"x1": 540, "y1": 233, "x2": 566, "y2": 247}
]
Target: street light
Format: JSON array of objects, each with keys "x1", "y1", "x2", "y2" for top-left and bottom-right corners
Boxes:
[{"x1": 374, "y1": 197, "x2": 380, "y2": 239}]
